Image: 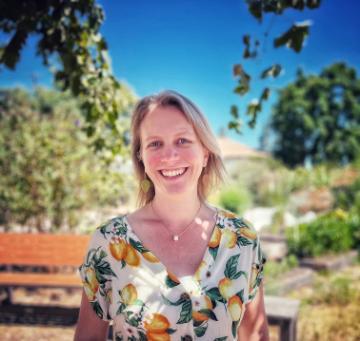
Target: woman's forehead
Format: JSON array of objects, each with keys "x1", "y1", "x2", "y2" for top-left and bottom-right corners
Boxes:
[{"x1": 140, "y1": 105, "x2": 196, "y2": 138}]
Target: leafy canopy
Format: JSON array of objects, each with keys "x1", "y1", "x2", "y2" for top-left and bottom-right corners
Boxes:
[
  {"x1": 0, "y1": 0, "x2": 135, "y2": 157},
  {"x1": 265, "y1": 63, "x2": 360, "y2": 168}
]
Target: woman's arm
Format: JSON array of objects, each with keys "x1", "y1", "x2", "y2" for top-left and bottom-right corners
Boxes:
[
  {"x1": 238, "y1": 283, "x2": 269, "y2": 341},
  {"x1": 74, "y1": 290, "x2": 110, "y2": 341}
]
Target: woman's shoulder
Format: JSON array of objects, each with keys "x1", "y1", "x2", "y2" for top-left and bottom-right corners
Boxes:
[{"x1": 88, "y1": 214, "x2": 128, "y2": 241}]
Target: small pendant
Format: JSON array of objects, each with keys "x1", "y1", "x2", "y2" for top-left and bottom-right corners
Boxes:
[{"x1": 173, "y1": 235, "x2": 179, "y2": 241}]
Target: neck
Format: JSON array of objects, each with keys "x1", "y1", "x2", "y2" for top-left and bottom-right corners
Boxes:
[{"x1": 151, "y1": 194, "x2": 203, "y2": 230}]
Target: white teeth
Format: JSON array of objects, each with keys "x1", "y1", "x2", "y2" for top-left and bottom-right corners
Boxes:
[{"x1": 161, "y1": 168, "x2": 186, "y2": 177}]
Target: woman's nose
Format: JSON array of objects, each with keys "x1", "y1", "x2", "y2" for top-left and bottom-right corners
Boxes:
[{"x1": 161, "y1": 146, "x2": 179, "y2": 162}]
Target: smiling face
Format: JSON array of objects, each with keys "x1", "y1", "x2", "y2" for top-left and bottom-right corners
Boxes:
[{"x1": 139, "y1": 105, "x2": 209, "y2": 199}]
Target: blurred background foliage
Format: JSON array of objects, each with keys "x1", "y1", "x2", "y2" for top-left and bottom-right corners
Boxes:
[{"x1": 0, "y1": 86, "x2": 137, "y2": 232}]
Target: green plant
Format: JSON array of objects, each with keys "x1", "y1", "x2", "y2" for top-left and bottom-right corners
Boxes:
[
  {"x1": 332, "y1": 177, "x2": 360, "y2": 211},
  {"x1": 286, "y1": 209, "x2": 354, "y2": 258},
  {"x1": 0, "y1": 87, "x2": 135, "y2": 231},
  {"x1": 310, "y1": 276, "x2": 356, "y2": 306},
  {"x1": 218, "y1": 185, "x2": 252, "y2": 214},
  {"x1": 264, "y1": 255, "x2": 299, "y2": 280}
]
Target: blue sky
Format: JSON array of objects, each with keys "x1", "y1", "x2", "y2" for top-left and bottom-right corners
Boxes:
[{"x1": 1, "y1": 0, "x2": 359, "y2": 149}]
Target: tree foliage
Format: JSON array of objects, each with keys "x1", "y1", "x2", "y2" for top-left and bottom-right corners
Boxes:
[
  {"x1": 0, "y1": 87, "x2": 135, "y2": 231},
  {"x1": 0, "y1": 0, "x2": 323, "y2": 145},
  {"x1": 0, "y1": 0, "x2": 134, "y2": 157},
  {"x1": 229, "y1": 0, "x2": 321, "y2": 133},
  {"x1": 265, "y1": 63, "x2": 360, "y2": 168}
]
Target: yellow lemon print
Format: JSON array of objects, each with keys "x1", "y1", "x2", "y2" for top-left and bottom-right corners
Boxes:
[
  {"x1": 106, "y1": 288, "x2": 112, "y2": 304},
  {"x1": 144, "y1": 313, "x2": 170, "y2": 333},
  {"x1": 221, "y1": 210, "x2": 237, "y2": 219},
  {"x1": 121, "y1": 283, "x2": 137, "y2": 305},
  {"x1": 109, "y1": 238, "x2": 127, "y2": 260},
  {"x1": 83, "y1": 282, "x2": 97, "y2": 301},
  {"x1": 228, "y1": 295, "x2": 243, "y2": 321},
  {"x1": 142, "y1": 251, "x2": 160, "y2": 263},
  {"x1": 85, "y1": 267, "x2": 99, "y2": 292},
  {"x1": 222, "y1": 229, "x2": 237, "y2": 248},
  {"x1": 239, "y1": 227, "x2": 257, "y2": 240},
  {"x1": 208, "y1": 226, "x2": 221, "y2": 248},
  {"x1": 249, "y1": 265, "x2": 258, "y2": 294},
  {"x1": 125, "y1": 244, "x2": 141, "y2": 266},
  {"x1": 192, "y1": 295, "x2": 213, "y2": 321},
  {"x1": 218, "y1": 277, "x2": 234, "y2": 300},
  {"x1": 194, "y1": 260, "x2": 207, "y2": 281}
]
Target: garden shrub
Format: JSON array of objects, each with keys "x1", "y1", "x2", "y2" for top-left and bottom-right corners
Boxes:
[
  {"x1": 218, "y1": 185, "x2": 252, "y2": 215},
  {"x1": 286, "y1": 209, "x2": 354, "y2": 258},
  {"x1": 0, "y1": 87, "x2": 136, "y2": 231},
  {"x1": 332, "y1": 177, "x2": 360, "y2": 211}
]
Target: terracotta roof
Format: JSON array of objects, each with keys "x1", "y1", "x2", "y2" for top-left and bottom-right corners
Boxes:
[{"x1": 217, "y1": 136, "x2": 270, "y2": 160}]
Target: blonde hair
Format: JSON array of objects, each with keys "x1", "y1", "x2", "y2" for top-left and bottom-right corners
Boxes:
[{"x1": 130, "y1": 90, "x2": 225, "y2": 206}]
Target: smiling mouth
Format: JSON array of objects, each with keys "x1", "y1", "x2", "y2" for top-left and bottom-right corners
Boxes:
[{"x1": 159, "y1": 167, "x2": 188, "y2": 178}]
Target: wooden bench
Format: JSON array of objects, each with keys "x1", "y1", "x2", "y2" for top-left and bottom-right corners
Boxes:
[{"x1": 0, "y1": 232, "x2": 90, "y2": 324}]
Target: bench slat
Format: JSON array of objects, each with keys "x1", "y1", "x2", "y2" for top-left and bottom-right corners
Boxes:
[
  {"x1": 0, "y1": 272, "x2": 82, "y2": 288},
  {"x1": 0, "y1": 233, "x2": 90, "y2": 266}
]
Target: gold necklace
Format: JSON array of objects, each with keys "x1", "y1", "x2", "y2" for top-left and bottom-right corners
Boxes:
[{"x1": 151, "y1": 201, "x2": 202, "y2": 241}]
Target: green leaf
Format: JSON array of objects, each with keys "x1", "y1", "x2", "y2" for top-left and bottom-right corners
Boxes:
[
  {"x1": 127, "y1": 317, "x2": 139, "y2": 327},
  {"x1": 234, "y1": 84, "x2": 249, "y2": 95},
  {"x1": 274, "y1": 21, "x2": 311, "y2": 53},
  {"x1": 232, "y1": 320, "x2": 240, "y2": 338},
  {"x1": 205, "y1": 288, "x2": 226, "y2": 303},
  {"x1": 235, "y1": 289, "x2": 245, "y2": 303},
  {"x1": 260, "y1": 87, "x2": 270, "y2": 101},
  {"x1": 194, "y1": 325, "x2": 207, "y2": 337},
  {"x1": 261, "y1": 65, "x2": 282, "y2": 79},
  {"x1": 243, "y1": 34, "x2": 250, "y2": 45},
  {"x1": 129, "y1": 238, "x2": 149, "y2": 253},
  {"x1": 91, "y1": 301, "x2": 104, "y2": 319},
  {"x1": 233, "y1": 64, "x2": 251, "y2": 96},
  {"x1": 237, "y1": 236, "x2": 253, "y2": 247},
  {"x1": 224, "y1": 254, "x2": 241, "y2": 279},
  {"x1": 138, "y1": 331, "x2": 147, "y2": 341},
  {"x1": 246, "y1": 0, "x2": 263, "y2": 21},
  {"x1": 166, "y1": 328, "x2": 177, "y2": 334},
  {"x1": 208, "y1": 246, "x2": 219, "y2": 261},
  {"x1": 177, "y1": 299, "x2": 192, "y2": 324},
  {"x1": 214, "y1": 337, "x2": 228, "y2": 341},
  {"x1": 133, "y1": 299, "x2": 144, "y2": 306},
  {"x1": 1, "y1": 29, "x2": 28, "y2": 69},
  {"x1": 230, "y1": 105, "x2": 239, "y2": 119},
  {"x1": 232, "y1": 270, "x2": 247, "y2": 280},
  {"x1": 116, "y1": 302, "x2": 126, "y2": 314}
]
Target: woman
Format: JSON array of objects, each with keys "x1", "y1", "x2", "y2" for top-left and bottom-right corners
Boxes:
[{"x1": 75, "y1": 90, "x2": 269, "y2": 340}]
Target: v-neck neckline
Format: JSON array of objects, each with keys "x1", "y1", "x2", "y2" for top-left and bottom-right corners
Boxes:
[{"x1": 122, "y1": 205, "x2": 220, "y2": 284}]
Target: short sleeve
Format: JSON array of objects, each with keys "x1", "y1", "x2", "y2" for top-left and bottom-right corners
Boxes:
[
  {"x1": 79, "y1": 229, "x2": 114, "y2": 321},
  {"x1": 245, "y1": 224, "x2": 266, "y2": 304}
]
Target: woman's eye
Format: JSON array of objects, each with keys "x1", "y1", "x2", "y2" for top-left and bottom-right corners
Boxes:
[
  {"x1": 149, "y1": 141, "x2": 161, "y2": 148},
  {"x1": 178, "y1": 138, "x2": 188, "y2": 145}
]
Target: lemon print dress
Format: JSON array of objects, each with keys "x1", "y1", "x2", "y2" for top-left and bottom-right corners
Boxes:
[{"x1": 79, "y1": 208, "x2": 266, "y2": 341}]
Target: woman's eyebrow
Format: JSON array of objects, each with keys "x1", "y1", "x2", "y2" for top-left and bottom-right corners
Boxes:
[{"x1": 144, "y1": 130, "x2": 194, "y2": 141}]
